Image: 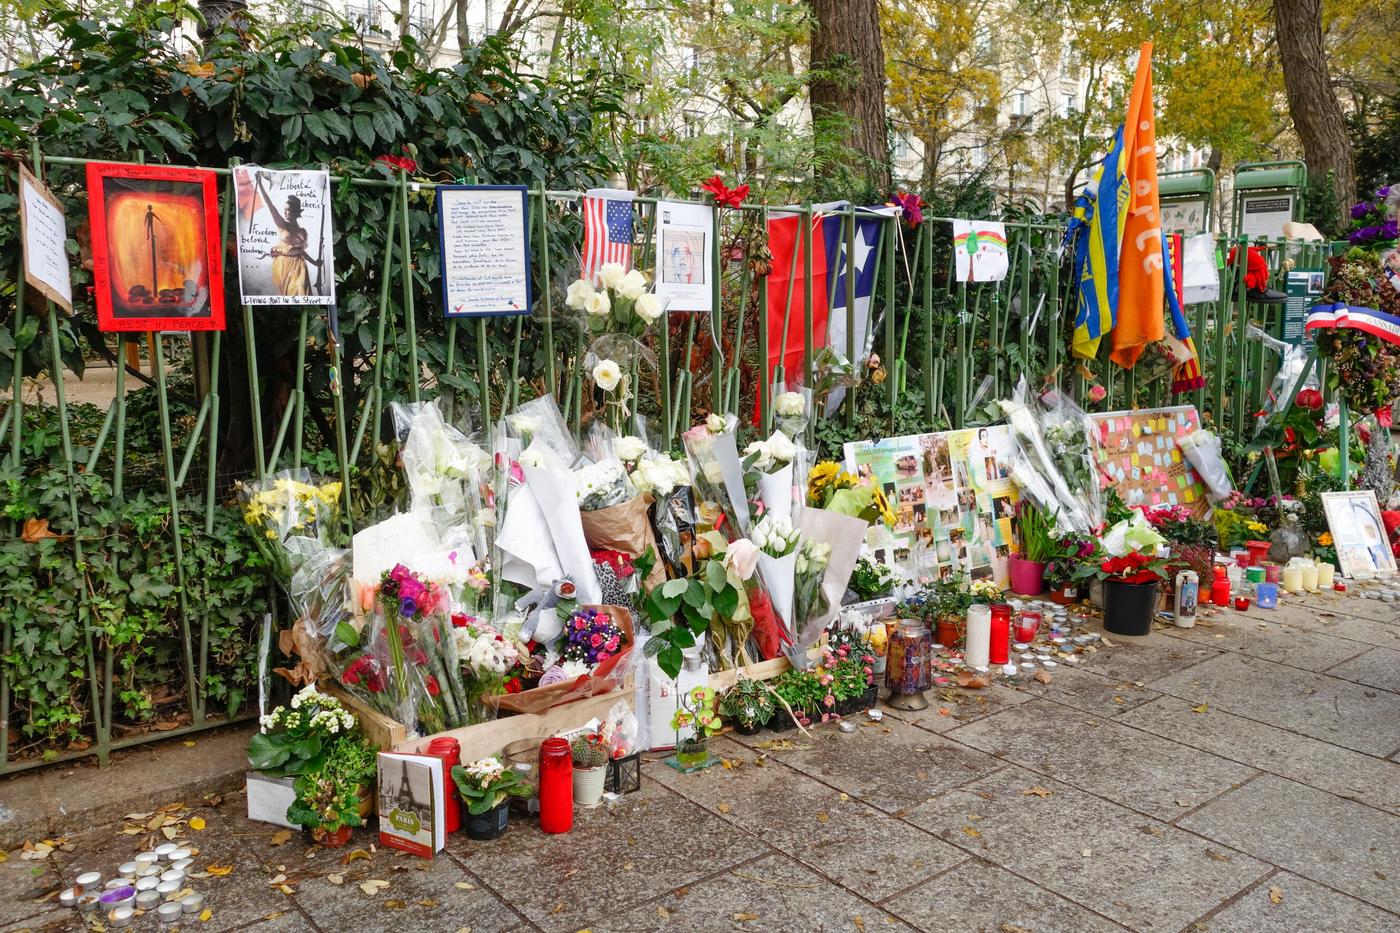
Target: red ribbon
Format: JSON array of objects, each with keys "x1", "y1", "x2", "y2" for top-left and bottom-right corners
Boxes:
[{"x1": 701, "y1": 174, "x2": 749, "y2": 209}]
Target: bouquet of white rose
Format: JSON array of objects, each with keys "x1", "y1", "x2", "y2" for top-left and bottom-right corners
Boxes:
[
  {"x1": 752, "y1": 513, "x2": 803, "y2": 635},
  {"x1": 771, "y1": 387, "x2": 812, "y2": 438},
  {"x1": 683, "y1": 413, "x2": 751, "y2": 536},
  {"x1": 743, "y1": 430, "x2": 800, "y2": 523},
  {"x1": 566, "y1": 262, "x2": 667, "y2": 340}
]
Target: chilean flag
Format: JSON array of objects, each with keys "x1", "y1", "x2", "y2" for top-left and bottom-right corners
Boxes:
[{"x1": 761, "y1": 203, "x2": 888, "y2": 420}]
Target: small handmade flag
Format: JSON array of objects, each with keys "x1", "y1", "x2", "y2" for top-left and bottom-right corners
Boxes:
[
  {"x1": 952, "y1": 219, "x2": 1009, "y2": 282},
  {"x1": 1164, "y1": 233, "x2": 1204, "y2": 393},
  {"x1": 581, "y1": 188, "x2": 635, "y2": 280}
]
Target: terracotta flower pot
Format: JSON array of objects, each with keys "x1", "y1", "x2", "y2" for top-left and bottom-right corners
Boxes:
[
  {"x1": 1047, "y1": 584, "x2": 1081, "y2": 605},
  {"x1": 934, "y1": 616, "x2": 962, "y2": 648},
  {"x1": 311, "y1": 824, "x2": 353, "y2": 848}
]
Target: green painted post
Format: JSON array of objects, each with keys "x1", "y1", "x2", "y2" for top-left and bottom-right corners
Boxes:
[
  {"x1": 477, "y1": 317, "x2": 492, "y2": 426},
  {"x1": 1339, "y1": 396, "x2": 1350, "y2": 490},
  {"x1": 956, "y1": 284, "x2": 969, "y2": 428},
  {"x1": 398, "y1": 171, "x2": 421, "y2": 403},
  {"x1": 758, "y1": 207, "x2": 772, "y2": 434},
  {"x1": 711, "y1": 200, "x2": 724, "y2": 414},
  {"x1": 922, "y1": 223, "x2": 935, "y2": 423},
  {"x1": 884, "y1": 215, "x2": 897, "y2": 428}
]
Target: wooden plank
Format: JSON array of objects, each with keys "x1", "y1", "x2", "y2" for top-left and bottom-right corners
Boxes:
[
  {"x1": 705, "y1": 645, "x2": 825, "y2": 694},
  {"x1": 323, "y1": 682, "x2": 410, "y2": 750}
]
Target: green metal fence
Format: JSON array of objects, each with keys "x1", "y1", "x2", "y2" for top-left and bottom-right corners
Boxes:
[{"x1": 0, "y1": 146, "x2": 1341, "y2": 772}]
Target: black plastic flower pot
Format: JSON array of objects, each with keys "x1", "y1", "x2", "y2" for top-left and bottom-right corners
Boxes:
[
  {"x1": 465, "y1": 803, "x2": 510, "y2": 841},
  {"x1": 734, "y1": 720, "x2": 763, "y2": 736},
  {"x1": 1102, "y1": 579, "x2": 1160, "y2": 636}
]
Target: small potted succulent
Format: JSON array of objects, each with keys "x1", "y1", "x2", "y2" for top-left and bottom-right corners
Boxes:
[
  {"x1": 670, "y1": 685, "x2": 722, "y2": 766},
  {"x1": 450, "y1": 756, "x2": 532, "y2": 840},
  {"x1": 718, "y1": 679, "x2": 775, "y2": 735},
  {"x1": 570, "y1": 732, "x2": 609, "y2": 808}
]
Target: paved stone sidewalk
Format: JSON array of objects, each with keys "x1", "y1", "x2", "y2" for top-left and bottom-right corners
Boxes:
[{"x1": 4, "y1": 590, "x2": 1398, "y2": 933}]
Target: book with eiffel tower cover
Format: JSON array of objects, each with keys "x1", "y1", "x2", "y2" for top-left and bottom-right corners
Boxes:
[{"x1": 377, "y1": 752, "x2": 446, "y2": 858}]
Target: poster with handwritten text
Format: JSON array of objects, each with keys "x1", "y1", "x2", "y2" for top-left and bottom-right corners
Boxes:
[
  {"x1": 18, "y1": 166, "x2": 73, "y2": 313},
  {"x1": 437, "y1": 185, "x2": 532, "y2": 317},
  {"x1": 232, "y1": 166, "x2": 336, "y2": 306}
]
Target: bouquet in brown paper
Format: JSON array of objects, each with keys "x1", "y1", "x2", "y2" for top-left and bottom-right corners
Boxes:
[
  {"x1": 487, "y1": 606, "x2": 635, "y2": 715},
  {"x1": 576, "y1": 457, "x2": 667, "y2": 592}
]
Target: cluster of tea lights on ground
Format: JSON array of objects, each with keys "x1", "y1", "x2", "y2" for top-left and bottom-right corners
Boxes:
[{"x1": 56, "y1": 842, "x2": 205, "y2": 926}]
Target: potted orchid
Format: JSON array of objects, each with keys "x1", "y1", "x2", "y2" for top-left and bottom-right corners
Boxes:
[{"x1": 670, "y1": 685, "x2": 722, "y2": 767}]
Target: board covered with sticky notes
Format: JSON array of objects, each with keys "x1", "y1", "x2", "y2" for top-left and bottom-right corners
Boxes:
[{"x1": 1089, "y1": 406, "x2": 1210, "y2": 518}]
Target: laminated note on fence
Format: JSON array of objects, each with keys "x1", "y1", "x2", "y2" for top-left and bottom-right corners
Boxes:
[
  {"x1": 654, "y1": 200, "x2": 714, "y2": 313},
  {"x1": 232, "y1": 166, "x2": 337, "y2": 306},
  {"x1": 952, "y1": 220, "x2": 1009, "y2": 283},
  {"x1": 1181, "y1": 233, "x2": 1220, "y2": 305},
  {"x1": 437, "y1": 185, "x2": 532, "y2": 317}
]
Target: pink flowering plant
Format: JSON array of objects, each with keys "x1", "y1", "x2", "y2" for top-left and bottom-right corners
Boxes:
[
  {"x1": 1043, "y1": 532, "x2": 1100, "y2": 589},
  {"x1": 561, "y1": 606, "x2": 625, "y2": 668}
]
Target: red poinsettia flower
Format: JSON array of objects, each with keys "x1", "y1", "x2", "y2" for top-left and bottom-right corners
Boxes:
[
  {"x1": 890, "y1": 190, "x2": 923, "y2": 227},
  {"x1": 1101, "y1": 552, "x2": 1161, "y2": 584},
  {"x1": 1295, "y1": 388, "x2": 1323, "y2": 411},
  {"x1": 700, "y1": 174, "x2": 748, "y2": 208}
]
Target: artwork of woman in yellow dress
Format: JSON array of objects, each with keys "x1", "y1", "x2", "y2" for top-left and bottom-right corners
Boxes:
[{"x1": 255, "y1": 172, "x2": 322, "y2": 296}]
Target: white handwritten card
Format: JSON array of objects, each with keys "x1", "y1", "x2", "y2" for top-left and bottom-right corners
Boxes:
[
  {"x1": 232, "y1": 166, "x2": 337, "y2": 306},
  {"x1": 18, "y1": 167, "x2": 74, "y2": 313},
  {"x1": 437, "y1": 185, "x2": 532, "y2": 317},
  {"x1": 654, "y1": 200, "x2": 714, "y2": 312}
]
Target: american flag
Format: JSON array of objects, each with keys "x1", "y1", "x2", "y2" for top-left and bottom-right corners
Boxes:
[{"x1": 581, "y1": 191, "x2": 635, "y2": 280}]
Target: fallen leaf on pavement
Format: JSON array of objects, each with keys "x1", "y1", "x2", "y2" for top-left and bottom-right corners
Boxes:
[
  {"x1": 1204, "y1": 850, "x2": 1231, "y2": 862},
  {"x1": 1081, "y1": 848, "x2": 1093, "y2": 857},
  {"x1": 1034, "y1": 672, "x2": 1053, "y2": 685},
  {"x1": 1022, "y1": 787, "x2": 1053, "y2": 798},
  {"x1": 657, "y1": 906, "x2": 670, "y2": 919},
  {"x1": 189, "y1": 817, "x2": 206, "y2": 831},
  {"x1": 162, "y1": 826, "x2": 178, "y2": 840},
  {"x1": 384, "y1": 899, "x2": 407, "y2": 909},
  {"x1": 418, "y1": 899, "x2": 438, "y2": 908},
  {"x1": 1191, "y1": 704, "x2": 1209, "y2": 713},
  {"x1": 182, "y1": 740, "x2": 197, "y2": 747},
  {"x1": 962, "y1": 826, "x2": 982, "y2": 838},
  {"x1": 733, "y1": 913, "x2": 758, "y2": 922},
  {"x1": 453, "y1": 882, "x2": 475, "y2": 890},
  {"x1": 270, "y1": 830, "x2": 293, "y2": 846},
  {"x1": 854, "y1": 917, "x2": 866, "y2": 932},
  {"x1": 1269, "y1": 886, "x2": 1283, "y2": 905},
  {"x1": 360, "y1": 880, "x2": 390, "y2": 896},
  {"x1": 327, "y1": 874, "x2": 344, "y2": 886},
  {"x1": 340, "y1": 848, "x2": 372, "y2": 864},
  {"x1": 816, "y1": 811, "x2": 829, "y2": 823},
  {"x1": 1001, "y1": 924, "x2": 1032, "y2": 933},
  {"x1": 956, "y1": 670, "x2": 989, "y2": 689},
  {"x1": 717, "y1": 803, "x2": 732, "y2": 814},
  {"x1": 199, "y1": 907, "x2": 213, "y2": 921},
  {"x1": 205, "y1": 864, "x2": 234, "y2": 877}
]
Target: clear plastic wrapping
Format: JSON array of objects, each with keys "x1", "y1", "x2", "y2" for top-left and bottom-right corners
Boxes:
[{"x1": 1178, "y1": 428, "x2": 1235, "y2": 503}]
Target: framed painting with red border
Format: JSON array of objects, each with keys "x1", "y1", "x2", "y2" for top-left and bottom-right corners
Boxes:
[{"x1": 86, "y1": 162, "x2": 226, "y2": 332}]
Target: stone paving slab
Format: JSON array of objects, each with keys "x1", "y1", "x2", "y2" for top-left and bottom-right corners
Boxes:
[
  {"x1": 901, "y1": 765, "x2": 1270, "y2": 932},
  {"x1": 882, "y1": 859, "x2": 1132, "y2": 932},
  {"x1": 945, "y1": 698, "x2": 1258, "y2": 820},
  {"x1": 648, "y1": 736, "x2": 967, "y2": 902},
  {"x1": 1194, "y1": 871, "x2": 1399, "y2": 933},
  {"x1": 1293, "y1": 597, "x2": 1400, "y2": 644},
  {"x1": 1179, "y1": 774, "x2": 1400, "y2": 915},
  {"x1": 1010, "y1": 665, "x2": 1164, "y2": 717},
  {"x1": 1146, "y1": 652, "x2": 1400, "y2": 756},
  {"x1": 1115, "y1": 695, "x2": 1400, "y2": 816},
  {"x1": 726, "y1": 714, "x2": 1001, "y2": 814},
  {"x1": 589, "y1": 852, "x2": 919, "y2": 933},
  {"x1": 881, "y1": 682, "x2": 1033, "y2": 733},
  {"x1": 1158, "y1": 612, "x2": 1373, "y2": 672},
  {"x1": 461, "y1": 778, "x2": 767, "y2": 933},
  {"x1": 1324, "y1": 645, "x2": 1400, "y2": 694}
]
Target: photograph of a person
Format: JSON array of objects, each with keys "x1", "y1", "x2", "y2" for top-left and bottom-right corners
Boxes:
[
  {"x1": 85, "y1": 162, "x2": 225, "y2": 332},
  {"x1": 233, "y1": 166, "x2": 336, "y2": 305},
  {"x1": 895, "y1": 454, "x2": 919, "y2": 479}
]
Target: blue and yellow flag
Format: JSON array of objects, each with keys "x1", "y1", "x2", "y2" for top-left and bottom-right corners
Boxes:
[{"x1": 1068, "y1": 129, "x2": 1130, "y2": 360}]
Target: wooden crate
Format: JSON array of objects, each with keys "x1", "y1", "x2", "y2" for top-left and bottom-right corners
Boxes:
[
  {"x1": 705, "y1": 644, "x2": 825, "y2": 693},
  {"x1": 322, "y1": 682, "x2": 410, "y2": 750},
  {"x1": 396, "y1": 683, "x2": 634, "y2": 761}
]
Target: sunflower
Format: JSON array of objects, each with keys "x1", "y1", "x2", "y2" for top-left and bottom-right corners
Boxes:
[
  {"x1": 807, "y1": 461, "x2": 841, "y2": 504},
  {"x1": 870, "y1": 485, "x2": 896, "y2": 527}
]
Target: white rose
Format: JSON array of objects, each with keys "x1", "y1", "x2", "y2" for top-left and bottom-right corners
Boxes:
[
  {"x1": 706, "y1": 413, "x2": 727, "y2": 434},
  {"x1": 585, "y1": 291, "x2": 611, "y2": 317},
  {"x1": 613, "y1": 435, "x2": 647, "y2": 462},
  {"x1": 774, "y1": 391, "x2": 805, "y2": 417},
  {"x1": 592, "y1": 359, "x2": 622, "y2": 392},
  {"x1": 599, "y1": 262, "x2": 626, "y2": 290},
  {"x1": 743, "y1": 439, "x2": 772, "y2": 470},
  {"x1": 565, "y1": 278, "x2": 595, "y2": 311},
  {"x1": 702, "y1": 461, "x2": 724, "y2": 484},
  {"x1": 506, "y1": 413, "x2": 538, "y2": 436},
  {"x1": 634, "y1": 292, "x2": 663, "y2": 323},
  {"x1": 619, "y1": 269, "x2": 647, "y2": 299},
  {"x1": 765, "y1": 430, "x2": 798, "y2": 463}
]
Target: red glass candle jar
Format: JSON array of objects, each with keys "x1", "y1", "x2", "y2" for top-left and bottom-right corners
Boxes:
[
  {"x1": 989, "y1": 604, "x2": 1012, "y2": 665},
  {"x1": 1211, "y1": 567, "x2": 1230, "y2": 607},
  {"x1": 538, "y1": 738, "x2": 574, "y2": 834},
  {"x1": 425, "y1": 737, "x2": 462, "y2": 834},
  {"x1": 1013, "y1": 610, "x2": 1041, "y2": 644},
  {"x1": 1233, "y1": 596, "x2": 1250, "y2": 611}
]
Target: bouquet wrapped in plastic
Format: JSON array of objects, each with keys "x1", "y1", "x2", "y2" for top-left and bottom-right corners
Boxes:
[
  {"x1": 392, "y1": 400, "x2": 491, "y2": 518},
  {"x1": 770, "y1": 384, "x2": 812, "y2": 438},
  {"x1": 238, "y1": 470, "x2": 344, "y2": 582},
  {"x1": 998, "y1": 378, "x2": 1090, "y2": 534},
  {"x1": 450, "y1": 614, "x2": 524, "y2": 724},
  {"x1": 1178, "y1": 428, "x2": 1235, "y2": 502},
  {"x1": 683, "y1": 413, "x2": 751, "y2": 537},
  {"x1": 1037, "y1": 387, "x2": 1106, "y2": 530},
  {"x1": 743, "y1": 430, "x2": 800, "y2": 523}
]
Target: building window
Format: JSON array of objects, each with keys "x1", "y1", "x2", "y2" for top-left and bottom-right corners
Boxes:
[
  {"x1": 893, "y1": 133, "x2": 911, "y2": 159},
  {"x1": 1061, "y1": 93, "x2": 1076, "y2": 116},
  {"x1": 349, "y1": 0, "x2": 380, "y2": 32},
  {"x1": 411, "y1": 0, "x2": 432, "y2": 35}
]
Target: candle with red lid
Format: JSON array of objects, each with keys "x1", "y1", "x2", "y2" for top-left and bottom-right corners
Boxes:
[
  {"x1": 425, "y1": 737, "x2": 462, "y2": 833},
  {"x1": 988, "y1": 604, "x2": 1012, "y2": 665}
]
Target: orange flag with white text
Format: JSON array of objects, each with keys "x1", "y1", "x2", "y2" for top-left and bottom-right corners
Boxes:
[{"x1": 1110, "y1": 43, "x2": 1165, "y2": 369}]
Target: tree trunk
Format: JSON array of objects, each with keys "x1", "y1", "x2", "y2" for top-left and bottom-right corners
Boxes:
[
  {"x1": 810, "y1": 0, "x2": 890, "y2": 191},
  {"x1": 1274, "y1": 0, "x2": 1356, "y2": 226},
  {"x1": 196, "y1": 0, "x2": 248, "y2": 41}
]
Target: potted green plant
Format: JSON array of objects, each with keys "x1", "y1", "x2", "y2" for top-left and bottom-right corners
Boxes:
[
  {"x1": 1144, "y1": 505, "x2": 1216, "y2": 594},
  {"x1": 570, "y1": 732, "x2": 609, "y2": 808},
  {"x1": 902, "y1": 577, "x2": 970, "y2": 648},
  {"x1": 718, "y1": 679, "x2": 775, "y2": 735},
  {"x1": 670, "y1": 685, "x2": 722, "y2": 765},
  {"x1": 247, "y1": 685, "x2": 366, "y2": 830},
  {"x1": 1044, "y1": 533, "x2": 1098, "y2": 604},
  {"x1": 285, "y1": 734, "x2": 377, "y2": 847},
  {"x1": 846, "y1": 555, "x2": 897, "y2": 603},
  {"x1": 450, "y1": 756, "x2": 532, "y2": 840},
  {"x1": 1009, "y1": 501, "x2": 1056, "y2": 595}
]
